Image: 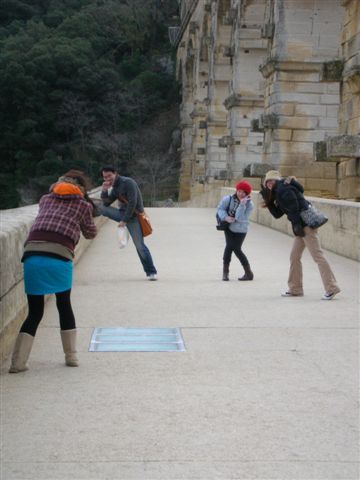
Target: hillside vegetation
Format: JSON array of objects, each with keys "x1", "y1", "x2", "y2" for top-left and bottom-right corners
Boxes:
[{"x1": 0, "y1": 0, "x2": 180, "y2": 207}]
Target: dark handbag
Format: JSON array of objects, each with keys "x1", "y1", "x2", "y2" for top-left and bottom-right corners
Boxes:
[
  {"x1": 300, "y1": 204, "x2": 328, "y2": 229},
  {"x1": 216, "y1": 195, "x2": 232, "y2": 231},
  {"x1": 216, "y1": 213, "x2": 230, "y2": 231}
]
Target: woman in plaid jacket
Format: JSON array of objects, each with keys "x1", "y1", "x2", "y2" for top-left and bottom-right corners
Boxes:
[{"x1": 9, "y1": 170, "x2": 97, "y2": 373}]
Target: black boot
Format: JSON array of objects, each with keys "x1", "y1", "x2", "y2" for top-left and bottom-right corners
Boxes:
[
  {"x1": 238, "y1": 264, "x2": 254, "y2": 281},
  {"x1": 222, "y1": 263, "x2": 229, "y2": 281}
]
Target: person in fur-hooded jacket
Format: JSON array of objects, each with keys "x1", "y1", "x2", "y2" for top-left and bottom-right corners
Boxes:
[{"x1": 260, "y1": 170, "x2": 340, "y2": 300}]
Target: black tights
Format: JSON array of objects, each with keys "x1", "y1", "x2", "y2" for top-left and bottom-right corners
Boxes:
[
  {"x1": 223, "y1": 230, "x2": 249, "y2": 267},
  {"x1": 20, "y1": 289, "x2": 76, "y2": 337}
]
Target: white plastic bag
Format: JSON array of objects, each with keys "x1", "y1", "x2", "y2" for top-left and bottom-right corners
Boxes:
[{"x1": 117, "y1": 226, "x2": 129, "y2": 249}]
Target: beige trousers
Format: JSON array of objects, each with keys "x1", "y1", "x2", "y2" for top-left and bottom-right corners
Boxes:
[{"x1": 288, "y1": 226, "x2": 340, "y2": 295}]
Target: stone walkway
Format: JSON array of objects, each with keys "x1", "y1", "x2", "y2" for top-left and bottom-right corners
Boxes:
[{"x1": 1, "y1": 208, "x2": 359, "y2": 480}]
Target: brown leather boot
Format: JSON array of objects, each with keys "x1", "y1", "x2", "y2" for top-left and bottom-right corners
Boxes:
[
  {"x1": 222, "y1": 264, "x2": 229, "y2": 281},
  {"x1": 238, "y1": 265, "x2": 254, "y2": 281}
]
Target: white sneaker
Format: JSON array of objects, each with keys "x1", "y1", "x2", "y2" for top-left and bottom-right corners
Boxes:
[
  {"x1": 321, "y1": 291, "x2": 339, "y2": 300},
  {"x1": 147, "y1": 274, "x2": 158, "y2": 281}
]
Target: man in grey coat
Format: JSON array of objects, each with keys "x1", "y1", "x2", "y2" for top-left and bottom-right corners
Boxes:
[{"x1": 99, "y1": 166, "x2": 157, "y2": 280}]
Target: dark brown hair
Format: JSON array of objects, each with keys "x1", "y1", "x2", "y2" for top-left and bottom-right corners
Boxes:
[
  {"x1": 63, "y1": 169, "x2": 91, "y2": 192},
  {"x1": 101, "y1": 165, "x2": 116, "y2": 175},
  {"x1": 261, "y1": 187, "x2": 276, "y2": 208}
]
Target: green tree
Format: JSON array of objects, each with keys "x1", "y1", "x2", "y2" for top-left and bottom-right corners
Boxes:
[{"x1": 0, "y1": 0, "x2": 180, "y2": 208}]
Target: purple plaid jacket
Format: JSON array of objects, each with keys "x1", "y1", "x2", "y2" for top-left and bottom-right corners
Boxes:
[{"x1": 28, "y1": 193, "x2": 97, "y2": 249}]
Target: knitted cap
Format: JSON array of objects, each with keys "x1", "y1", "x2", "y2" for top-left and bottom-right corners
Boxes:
[
  {"x1": 263, "y1": 170, "x2": 281, "y2": 185},
  {"x1": 235, "y1": 180, "x2": 252, "y2": 194},
  {"x1": 53, "y1": 182, "x2": 84, "y2": 197}
]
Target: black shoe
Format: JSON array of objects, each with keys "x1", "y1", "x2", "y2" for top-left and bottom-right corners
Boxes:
[{"x1": 238, "y1": 267, "x2": 253, "y2": 281}]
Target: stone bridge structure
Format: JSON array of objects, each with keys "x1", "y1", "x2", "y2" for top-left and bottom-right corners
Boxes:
[
  {"x1": 0, "y1": 201, "x2": 359, "y2": 479},
  {"x1": 173, "y1": 0, "x2": 360, "y2": 202}
]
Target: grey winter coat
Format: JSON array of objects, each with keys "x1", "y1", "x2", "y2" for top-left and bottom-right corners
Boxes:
[{"x1": 101, "y1": 175, "x2": 144, "y2": 223}]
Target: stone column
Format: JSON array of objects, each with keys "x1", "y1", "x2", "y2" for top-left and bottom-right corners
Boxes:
[
  {"x1": 177, "y1": 50, "x2": 196, "y2": 200},
  {"x1": 176, "y1": 0, "x2": 203, "y2": 201},
  {"x1": 204, "y1": 0, "x2": 233, "y2": 184},
  {"x1": 321, "y1": 0, "x2": 360, "y2": 200},
  {"x1": 190, "y1": 100, "x2": 208, "y2": 186},
  {"x1": 259, "y1": 0, "x2": 344, "y2": 195},
  {"x1": 224, "y1": 0, "x2": 268, "y2": 181}
]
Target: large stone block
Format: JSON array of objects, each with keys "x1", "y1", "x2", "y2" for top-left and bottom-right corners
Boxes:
[
  {"x1": 327, "y1": 135, "x2": 360, "y2": 158},
  {"x1": 343, "y1": 158, "x2": 359, "y2": 176},
  {"x1": 272, "y1": 129, "x2": 293, "y2": 141},
  {"x1": 272, "y1": 103, "x2": 296, "y2": 116},
  {"x1": 271, "y1": 92, "x2": 320, "y2": 105},
  {"x1": 304, "y1": 178, "x2": 337, "y2": 192},
  {"x1": 347, "y1": 117, "x2": 360, "y2": 135},
  {"x1": 323, "y1": 163, "x2": 338, "y2": 178},
  {"x1": 320, "y1": 94, "x2": 340, "y2": 105},
  {"x1": 314, "y1": 141, "x2": 329, "y2": 162},
  {"x1": 247, "y1": 145, "x2": 263, "y2": 154},
  {"x1": 326, "y1": 105, "x2": 339, "y2": 117},
  {"x1": 343, "y1": 65, "x2": 360, "y2": 94},
  {"x1": 271, "y1": 151, "x2": 314, "y2": 165},
  {"x1": 320, "y1": 60, "x2": 344, "y2": 82},
  {"x1": 282, "y1": 141, "x2": 315, "y2": 154},
  {"x1": 276, "y1": 71, "x2": 320, "y2": 82},
  {"x1": 319, "y1": 117, "x2": 339, "y2": 129},
  {"x1": 327, "y1": 83, "x2": 340, "y2": 94},
  {"x1": 259, "y1": 113, "x2": 279, "y2": 129},
  {"x1": 246, "y1": 163, "x2": 274, "y2": 177},
  {"x1": 338, "y1": 177, "x2": 360, "y2": 200},
  {"x1": 295, "y1": 82, "x2": 327, "y2": 94},
  {"x1": 236, "y1": 118, "x2": 252, "y2": 128},
  {"x1": 295, "y1": 104, "x2": 327, "y2": 116},
  {"x1": 278, "y1": 116, "x2": 318, "y2": 130},
  {"x1": 292, "y1": 130, "x2": 326, "y2": 142}
]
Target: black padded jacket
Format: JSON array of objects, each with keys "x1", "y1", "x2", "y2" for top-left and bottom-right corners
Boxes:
[{"x1": 266, "y1": 179, "x2": 309, "y2": 227}]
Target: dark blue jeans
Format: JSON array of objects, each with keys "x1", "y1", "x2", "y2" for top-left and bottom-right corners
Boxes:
[{"x1": 99, "y1": 205, "x2": 157, "y2": 275}]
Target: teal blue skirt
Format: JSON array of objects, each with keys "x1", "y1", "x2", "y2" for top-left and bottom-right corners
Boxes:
[{"x1": 24, "y1": 255, "x2": 73, "y2": 295}]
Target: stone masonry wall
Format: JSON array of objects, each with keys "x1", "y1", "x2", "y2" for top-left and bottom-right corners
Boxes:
[
  {"x1": 175, "y1": 0, "x2": 359, "y2": 201},
  {"x1": 336, "y1": 0, "x2": 360, "y2": 199},
  {"x1": 224, "y1": 0, "x2": 268, "y2": 181},
  {"x1": 259, "y1": 0, "x2": 343, "y2": 194}
]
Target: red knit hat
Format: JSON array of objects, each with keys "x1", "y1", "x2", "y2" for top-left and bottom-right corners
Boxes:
[{"x1": 235, "y1": 181, "x2": 252, "y2": 194}]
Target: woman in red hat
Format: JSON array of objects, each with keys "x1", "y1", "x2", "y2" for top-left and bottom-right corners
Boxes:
[{"x1": 216, "y1": 180, "x2": 254, "y2": 281}]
